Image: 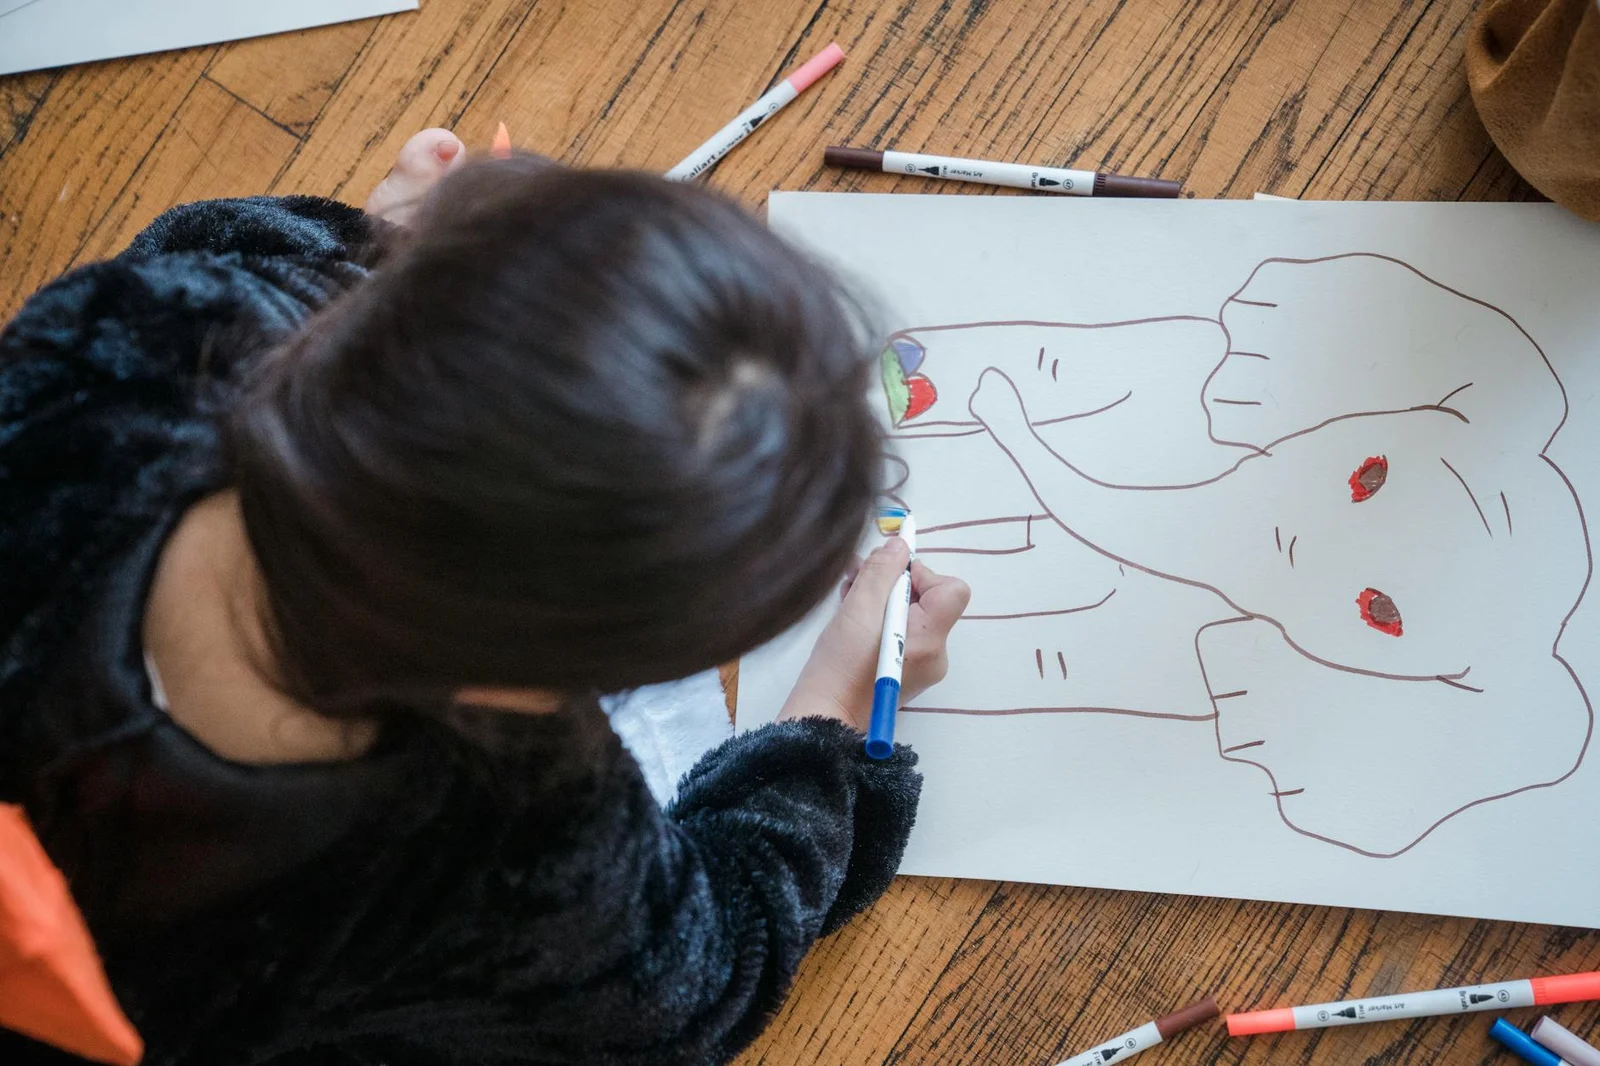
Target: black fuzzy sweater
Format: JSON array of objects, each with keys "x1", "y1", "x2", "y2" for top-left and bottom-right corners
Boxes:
[{"x1": 0, "y1": 197, "x2": 921, "y2": 1066}]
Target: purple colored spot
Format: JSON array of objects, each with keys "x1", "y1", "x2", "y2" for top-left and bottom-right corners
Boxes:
[{"x1": 892, "y1": 337, "x2": 924, "y2": 374}]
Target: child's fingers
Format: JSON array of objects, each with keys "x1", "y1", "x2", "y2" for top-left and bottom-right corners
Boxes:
[
  {"x1": 909, "y1": 564, "x2": 971, "y2": 639},
  {"x1": 839, "y1": 556, "x2": 865, "y2": 601},
  {"x1": 840, "y1": 538, "x2": 911, "y2": 621}
]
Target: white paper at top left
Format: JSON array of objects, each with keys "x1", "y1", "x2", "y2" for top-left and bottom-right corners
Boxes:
[{"x1": 0, "y1": 0, "x2": 418, "y2": 77}]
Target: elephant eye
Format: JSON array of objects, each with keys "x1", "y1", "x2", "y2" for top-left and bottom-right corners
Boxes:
[
  {"x1": 1349, "y1": 455, "x2": 1387, "y2": 502},
  {"x1": 1357, "y1": 588, "x2": 1402, "y2": 636}
]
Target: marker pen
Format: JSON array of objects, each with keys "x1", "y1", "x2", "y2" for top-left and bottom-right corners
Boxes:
[
  {"x1": 866, "y1": 513, "x2": 916, "y2": 760},
  {"x1": 1494, "y1": 1019, "x2": 1569, "y2": 1066},
  {"x1": 1055, "y1": 997, "x2": 1219, "y2": 1066},
  {"x1": 666, "y1": 43, "x2": 844, "y2": 181},
  {"x1": 1227, "y1": 971, "x2": 1600, "y2": 1036},
  {"x1": 1533, "y1": 1017, "x2": 1600, "y2": 1066},
  {"x1": 824, "y1": 146, "x2": 1182, "y2": 197}
]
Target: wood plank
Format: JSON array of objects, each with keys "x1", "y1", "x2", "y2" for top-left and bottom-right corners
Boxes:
[
  {"x1": 881, "y1": 885, "x2": 1600, "y2": 1065},
  {"x1": 738, "y1": 878, "x2": 999, "y2": 1066},
  {"x1": 74, "y1": 77, "x2": 301, "y2": 264},
  {"x1": 0, "y1": 70, "x2": 57, "y2": 160},
  {"x1": 207, "y1": 18, "x2": 378, "y2": 136},
  {"x1": 0, "y1": 48, "x2": 215, "y2": 322},
  {"x1": 272, "y1": 0, "x2": 540, "y2": 202},
  {"x1": 1457, "y1": 145, "x2": 1544, "y2": 203},
  {"x1": 1305, "y1": 1, "x2": 1505, "y2": 200},
  {"x1": 455, "y1": 0, "x2": 826, "y2": 179}
]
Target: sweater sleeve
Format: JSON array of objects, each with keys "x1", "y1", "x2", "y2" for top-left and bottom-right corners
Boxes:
[{"x1": 527, "y1": 716, "x2": 921, "y2": 1066}]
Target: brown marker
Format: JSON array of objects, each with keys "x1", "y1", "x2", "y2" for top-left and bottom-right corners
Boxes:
[
  {"x1": 1054, "y1": 996, "x2": 1220, "y2": 1066},
  {"x1": 825, "y1": 145, "x2": 1181, "y2": 197}
]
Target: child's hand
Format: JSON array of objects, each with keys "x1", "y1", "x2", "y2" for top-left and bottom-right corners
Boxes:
[
  {"x1": 778, "y1": 538, "x2": 971, "y2": 732},
  {"x1": 365, "y1": 128, "x2": 467, "y2": 226}
]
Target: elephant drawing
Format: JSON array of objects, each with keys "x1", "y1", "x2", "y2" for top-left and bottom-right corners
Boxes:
[{"x1": 883, "y1": 253, "x2": 1593, "y2": 858}]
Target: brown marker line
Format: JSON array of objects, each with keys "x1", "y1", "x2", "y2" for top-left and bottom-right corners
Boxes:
[
  {"x1": 1211, "y1": 398, "x2": 1262, "y2": 406},
  {"x1": 1229, "y1": 351, "x2": 1272, "y2": 360},
  {"x1": 1051, "y1": 358, "x2": 1060, "y2": 381},
  {"x1": 1036, "y1": 346, "x2": 1045, "y2": 370},
  {"x1": 888, "y1": 314, "x2": 1220, "y2": 338},
  {"x1": 1437, "y1": 675, "x2": 1485, "y2": 693},
  {"x1": 1500, "y1": 491, "x2": 1513, "y2": 536},
  {"x1": 896, "y1": 391, "x2": 1133, "y2": 433},
  {"x1": 1438, "y1": 381, "x2": 1474, "y2": 407},
  {"x1": 903, "y1": 255, "x2": 1589, "y2": 860},
  {"x1": 1229, "y1": 298, "x2": 1277, "y2": 308},
  {"x1": 1274, "y1": 526, "x2": 1282, "y2": 552},
  {"x1": 976, "y1": 369, "x2": 1475, "y2": 685},
  {"x1": 1221, "y1": 254, "x2": 1564, "y2": 449},
  {"x1": 903, "y1": 705, "x2": 1217, "y2": 722},
  {"x1": 1211, "y1": 689, "x2": 1248, "y2": 700},
  {"x1": 920, "y1": 545, "x2": 1035, "y2": 556},
  {"x1": 1273, "y1": 788, "x2": 1305, "y2": 798},
  {"x1": 1033, "y1": 391, "x2": 1133, "y2": 426},
  {"x1": 1441, "y1": 456, "x2": 1493, "y2": 537},
  {"x1": 1035, "y1": 648, "x2": 1043, "y2": 678},
  {"x1": 1287, "y1": 536, "x2": 1297, "y2": 567},
  {"x1": 1223, "y1": 740, "x2": 1265, "y2": 753},
  {"x1": 919, "y1": 514, "x2": 1040, "y2": 535},
  {"x1": 966, "y1": 588, "x2": 1116, "y2": 621},
  {"x1": 1056, "y1": 651, "x2": 1068, "y2": 679}
]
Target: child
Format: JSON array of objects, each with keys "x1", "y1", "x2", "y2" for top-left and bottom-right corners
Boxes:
[{"x1": 0, "y1": 130, "x2": 970, "y2": 1065}]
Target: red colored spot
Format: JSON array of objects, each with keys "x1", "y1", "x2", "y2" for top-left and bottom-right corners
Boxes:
[
  {"x1": 904, "y1": 374, "x2": 938, "y2": 420},
  {"x1": 1349, "y1": 455, "x2": 1387, "y2": 502},
  {"x1": 1357, "y1": 588, "x2": 1402, "y2": 636}
]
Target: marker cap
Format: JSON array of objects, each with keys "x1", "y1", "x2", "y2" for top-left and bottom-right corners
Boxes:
[
  {"x1": 1156, "y1": 996, "x2": 1220, "y2": 1039},
  {"x1": 1532, "y1": 973, "x2": 1600, "y2": 1006},
  {"x1": 1532, "y1": 1017, "x2": 1600, "y2": 1066},
  {"x1": 1226, "y1": 1008, "x2": 1296, "y2": 1037},
  {"x1": 785, "y1": 43, "x2": 845, "y2": 93},
  {"x1": 1093, "y1": 172, "x2": 1183, "y2": 198},
  {"x1": 825, "y1": 146, "x2": 883, "y2": 170},
  {"x1": 865, "y1": 677, "x2": 898, "y2": 760},
  {"x1": 1492, "y1": 1019, "x2": 1566, "y2": 1066}
]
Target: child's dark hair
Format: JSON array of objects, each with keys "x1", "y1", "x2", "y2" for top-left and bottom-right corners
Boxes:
[{"x1": 230, "y1": 160, "x2": 882, "y2": 717}]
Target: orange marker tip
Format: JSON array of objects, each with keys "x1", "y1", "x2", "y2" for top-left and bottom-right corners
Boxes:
[{"x1": 491, "y1": 121, "x2": 512, "y2": 159}]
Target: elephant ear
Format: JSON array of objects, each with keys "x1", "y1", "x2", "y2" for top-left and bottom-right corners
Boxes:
[{"x1": 1202, "y1": 255, "x2": 1563, "y2": 451}]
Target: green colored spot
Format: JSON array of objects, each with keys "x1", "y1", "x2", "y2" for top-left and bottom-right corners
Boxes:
[{"x1": 881, "y1": 347, "x2": 910, "y2": 424}]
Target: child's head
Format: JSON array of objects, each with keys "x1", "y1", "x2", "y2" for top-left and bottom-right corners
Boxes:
[{"x1": 231, "y1": 161, "x2": 881, "y2": 714}]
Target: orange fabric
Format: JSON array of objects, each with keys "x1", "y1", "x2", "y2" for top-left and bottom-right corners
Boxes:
[{"x1": 0, "y1": 804, "x2": 143, "y2": 1066}]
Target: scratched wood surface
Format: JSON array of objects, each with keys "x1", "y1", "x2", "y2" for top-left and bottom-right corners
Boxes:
[{"x1": 1, "y1": 2, "x2": 1587, "y2": 1064}]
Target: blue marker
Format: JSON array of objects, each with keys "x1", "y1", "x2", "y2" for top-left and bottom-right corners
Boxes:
[
  {"x1": 866, "y1": 510, "x2": 916, "y2": 759},
  {"x1": 1493, "y1": 1019, "x2": 1569, "y2": 1066}
]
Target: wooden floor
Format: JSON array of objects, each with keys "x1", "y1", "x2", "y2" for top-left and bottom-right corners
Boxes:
[{"x1": 1, "y1": 1, "x2": 1589, "y2": 1064}]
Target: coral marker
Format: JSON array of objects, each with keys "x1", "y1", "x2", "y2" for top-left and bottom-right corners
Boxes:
[
  {"x1": 1227, "y1": 971, "x2": 1600, "y2": 1036},
  {"x1": 491, "y1": 122, "x2": 512, "y2": 159},
  {"x1": 666, "y1": 43, "x2": 844, "y2": 181}
]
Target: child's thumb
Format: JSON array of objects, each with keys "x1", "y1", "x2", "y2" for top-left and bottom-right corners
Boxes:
[{"x1": 843, "y1": 538, "x2": 911, "y2": 616}]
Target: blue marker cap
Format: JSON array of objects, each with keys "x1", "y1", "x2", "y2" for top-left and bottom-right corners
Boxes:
[
  {"x1": 865, "y1": 677, "x2": 899, "y2": 759},
  {"x1": 1492, "y1": 1019, "x2": 1566, "y2": 1066}
]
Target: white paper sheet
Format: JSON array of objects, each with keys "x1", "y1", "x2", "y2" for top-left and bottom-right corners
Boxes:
[
  {"x1": 742, "y1": 194, "x2": 1600, "y2": 928},
  {"x1": 0, "y1": 0, "x2": 418, "y2": 76}
]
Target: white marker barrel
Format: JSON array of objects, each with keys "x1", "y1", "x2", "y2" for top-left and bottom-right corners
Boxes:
[
  {"x1": 666, "y1": 81, "x2": 799, "y2": 181},
  {"x1": 1290, "y1": 980, "x2": 1534, "y2": 1028},
  {"x1": 1056, "y1": 1020, "x2": 1163, "y2": 1066},
  {"x1": 880, "y1": 150, "x2": 1097, "y2": 195}
]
